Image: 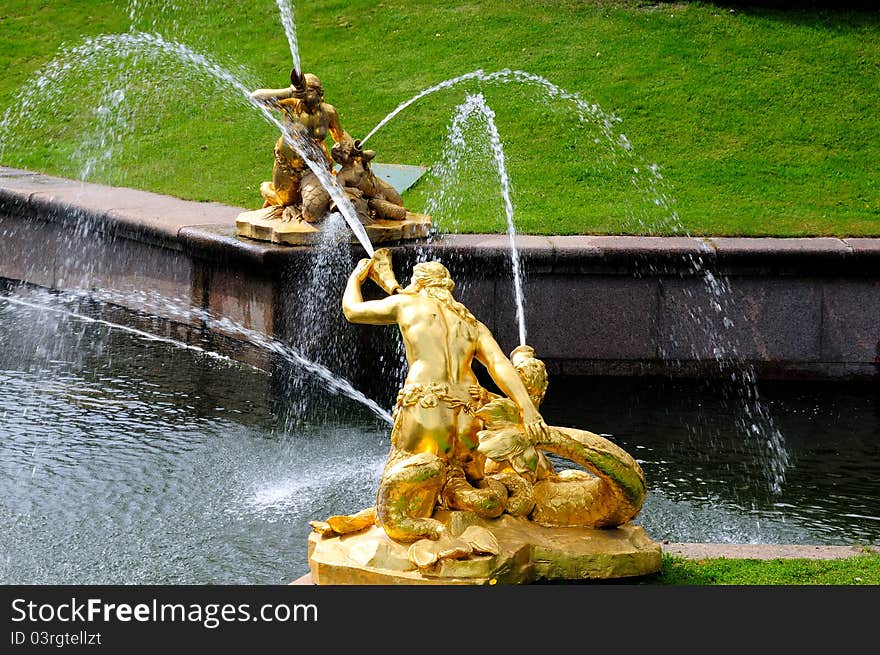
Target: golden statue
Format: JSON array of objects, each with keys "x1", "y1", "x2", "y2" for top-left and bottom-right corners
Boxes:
[
  {"x1": 331, "y1": 138, "x2": 408, "y2": 224},
  {"x1": 307, "y1": 249, "x2": 662, "y2": 584},
  {"x1": 236, "y1": 70, "x2": 431, "y2": 246},
  {"x1": 249, "y1": 70, "x2": 349, "y2": 222}
]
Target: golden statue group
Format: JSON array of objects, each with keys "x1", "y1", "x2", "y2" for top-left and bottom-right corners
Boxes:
[
  {"x1": 236, "y1": 66, "x2": 660, "y2": 583},
  {"x1": 235, "y1": 69, "x2": 431, "y2": 245},
  {"x1": 307, "y1": 249, "x2": 662, "y2": 584}
]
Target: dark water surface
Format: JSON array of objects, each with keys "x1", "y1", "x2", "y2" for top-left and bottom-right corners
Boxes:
[{"x1": 1, "y1": 286, "x2": 878, "y2": 584}]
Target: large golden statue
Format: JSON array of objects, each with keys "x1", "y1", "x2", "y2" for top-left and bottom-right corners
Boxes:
[
  {"x1": 236, "y1": 70, "x2": 431, "y2": 246},
  {"x1": 307, "y1": 249, "x2": 662, "y2": 584}
]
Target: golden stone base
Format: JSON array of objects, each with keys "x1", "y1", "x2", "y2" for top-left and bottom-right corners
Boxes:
[
  {"x1": 235, "y1": 206, "x2": 432, "y2": 246},
  {"x1": 306, "y1": 510, "x2": 662, "y2": 585}
]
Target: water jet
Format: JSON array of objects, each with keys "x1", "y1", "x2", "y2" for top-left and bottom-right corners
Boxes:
[{"x1": 1, "y1": 2, "x2": 877, "y2": 585}]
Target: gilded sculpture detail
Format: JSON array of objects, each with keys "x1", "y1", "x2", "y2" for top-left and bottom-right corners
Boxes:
[
  {"x1": 307, "y1": 249, "x2": 662, "y2": 584},
  {"x1": 250, "y1": 70, "x2": 349, "y2": 222},
  {"x1": 235, "y1": 70, "x2": 431, "y2": 246}
]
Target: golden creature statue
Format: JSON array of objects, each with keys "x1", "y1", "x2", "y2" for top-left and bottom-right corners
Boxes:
[
  {"x1": 331, "y1": 138, "x2": 407, "y2": 224},
  {"x1": 236, "y1": 70, "x2": 432, "y2": 245},
  {"x1": 307, "y1": 249, "x2": 662, "y2": 584}
]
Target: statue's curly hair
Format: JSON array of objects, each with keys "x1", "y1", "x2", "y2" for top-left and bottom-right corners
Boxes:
[
  {"x1": 411, "y1": 262, "x2": 455, "y2": 291},
  {"x1": 408, "y1": 262, "x2": 478, "y2": 329}
]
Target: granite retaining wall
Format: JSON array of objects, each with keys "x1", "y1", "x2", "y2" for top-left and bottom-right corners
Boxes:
[{"x1": 2, "y1": 166, "x2": 878, "y2": 387}]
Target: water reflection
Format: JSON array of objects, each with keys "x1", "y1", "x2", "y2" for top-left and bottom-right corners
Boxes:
[
  {"x1": 1, "y1": 285, "x2": 877, "y2": 584},
  {"x1": 540, "y1": 376, "x2": 880, "y2": 545}
]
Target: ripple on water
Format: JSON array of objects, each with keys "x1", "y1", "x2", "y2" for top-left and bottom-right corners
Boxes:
[{"x1": 1, "y1": 289, "x2": 878, "y2": 584}]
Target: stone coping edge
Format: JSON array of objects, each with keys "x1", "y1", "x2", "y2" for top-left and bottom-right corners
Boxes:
[
  {"x1": 2, "y1": 166, "x2": 879, "y2": 273},
  {"x1": 660, "y1": 542, "x2": 877, "y2": 561}
]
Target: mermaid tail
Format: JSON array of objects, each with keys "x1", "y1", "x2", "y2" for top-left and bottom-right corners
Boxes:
[
  {"x1": 530, "y1": 426, "x2": 647, "y2": 528},
  {"x1": 375, "y1": 451, "x2": 447, "y2": 542},
  {"x1": 475, "y1": 397, "x2": 647, "y2": 528}
]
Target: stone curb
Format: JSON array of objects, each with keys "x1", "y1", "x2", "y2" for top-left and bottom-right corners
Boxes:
[
  {"x1": 661, "y1": 543, "x2": 877, "y2": 561},
  {"x1": 2, "y1": 167, "x2": 879, "y2": 275}
]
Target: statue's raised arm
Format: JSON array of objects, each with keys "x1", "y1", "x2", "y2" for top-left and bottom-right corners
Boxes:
[
  {"x1": 474, "y1": 326, "x2": 549, "y2": 440},
  {"x1": 249, "y1": 84, "x2": 296, "y2": 107},
  {"x1": 249, "y1": 69, "x2": 309, "y2": 106},
  {"x1": 342, "y1": 257, "x2": 402, "y2": 325}
]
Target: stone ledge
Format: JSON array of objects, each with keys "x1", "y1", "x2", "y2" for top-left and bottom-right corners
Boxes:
[
  {"x1": 0, "y1": 166, "x2": 243, "y2": 250},
  {"x1": 661, "y1": 542, "x2": 876, "y2": 561},
  {"x1": 3, "y1": 166, "x2": 879, "y2": 276}
]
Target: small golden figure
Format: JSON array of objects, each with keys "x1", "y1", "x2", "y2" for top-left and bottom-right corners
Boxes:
[
  {"x1": 236, "y1": 71, "x2": 432, "y2": 246},
  {"x1": 332, "y1": 139, "x2": 407, "y2": 225},
  {"x1": 249, "y1": 70, "x2": 352, "y2": 222}
]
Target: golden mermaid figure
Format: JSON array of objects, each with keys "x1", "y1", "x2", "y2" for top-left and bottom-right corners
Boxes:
[
  {"x1": 311, "y1": 250, "x2": 647, "y2": 550},
  {"x1": 250, "y1": 70, "x2": 353, "y2": 221}
]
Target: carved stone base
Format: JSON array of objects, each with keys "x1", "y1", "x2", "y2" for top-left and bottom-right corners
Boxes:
[
  {"x1": 235, "y1": 206, "x2": 432, "y2": 246},
  {"x1": 306, "y1": 510, "x2": 662, "y2": 585}
]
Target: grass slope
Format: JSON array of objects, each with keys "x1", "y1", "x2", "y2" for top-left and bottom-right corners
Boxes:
[{"x1": 1, "y1": 1, "x2": 877, "y2": 236}]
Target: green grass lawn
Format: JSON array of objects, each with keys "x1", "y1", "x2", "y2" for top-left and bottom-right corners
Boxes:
[
  {"x1": 1, "y1": 1, "x2": 877, "y2": 236},
  {"x1": 650, "y1": 553, "x2": 880, "y2": 585}
]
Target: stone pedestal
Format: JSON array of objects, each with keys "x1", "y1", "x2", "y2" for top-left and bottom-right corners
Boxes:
[
  {"x1": 236, "y1": 207, "x2": 431, "y2": 246},
  {"x1": 307, "y1": 510, "x2": 662, "y2": 585}
]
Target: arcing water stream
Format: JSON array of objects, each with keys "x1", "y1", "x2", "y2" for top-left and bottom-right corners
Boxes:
[
  {"x1": 423, "y1": 93, "x2": 528, "y2": 346},
  {"x1": 0, "y1": 10, "x2": 788, "y2": 492},
  {"x1": 275, "y1": 0, "x2": 301, "y2": 76},
  {"x1": 0, "y1": 290, "x2": 393, "y2": 426}
]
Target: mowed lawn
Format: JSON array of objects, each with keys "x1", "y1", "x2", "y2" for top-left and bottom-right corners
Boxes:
[{"x1": 0, "y1": 1, "x2": 877, "y2": 236}]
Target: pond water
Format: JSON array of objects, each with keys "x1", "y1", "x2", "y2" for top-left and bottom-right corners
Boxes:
[{"x1": 1, "y1": 284, "x2": 878, "y2": 584}]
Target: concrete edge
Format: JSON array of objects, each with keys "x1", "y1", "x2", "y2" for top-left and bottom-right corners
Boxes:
[
  {"x1": 0, "y1": 167, "x2": 244, "y2": 252},
  {"x1": 661, "y1": 542, "x2": 878, "y2": 561},
  {"x1": 2, "y1": 167, "x2": 879, "y2": 274}
]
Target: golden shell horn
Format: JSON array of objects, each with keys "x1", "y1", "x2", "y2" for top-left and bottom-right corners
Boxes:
[{"x1": 369, "y1": 248, "x2": 401, "y2": 295}]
